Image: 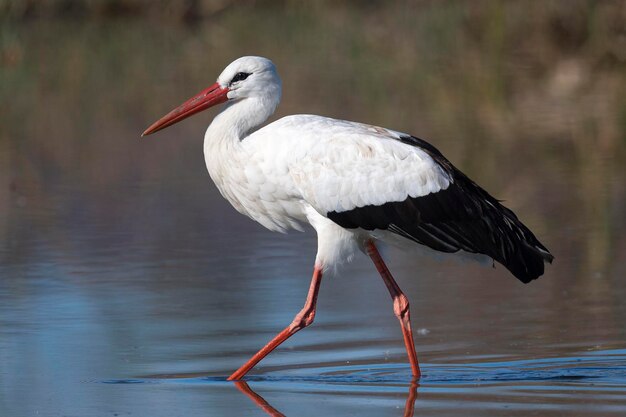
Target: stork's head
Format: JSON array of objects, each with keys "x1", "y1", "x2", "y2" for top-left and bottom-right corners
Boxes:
[{"x1": 142, "y1": 56, "x2": 281, "y2": 136}]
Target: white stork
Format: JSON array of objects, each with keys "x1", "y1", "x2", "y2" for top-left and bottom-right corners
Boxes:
[{"x1": 142, "y1": 56, "x2": 553, "y2": 380}]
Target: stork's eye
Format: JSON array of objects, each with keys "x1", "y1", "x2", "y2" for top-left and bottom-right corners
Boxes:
[{"x1": 230, "y1": 72, "x2": 251, "y2": 85}]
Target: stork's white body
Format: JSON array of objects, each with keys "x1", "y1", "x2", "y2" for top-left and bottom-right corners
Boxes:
[
  {"x1": 143, "y1": 56, "x2": 552, "y2": 381},
  {"x1": 205, "y1": 112, "x2": 452, "y2": 268}
]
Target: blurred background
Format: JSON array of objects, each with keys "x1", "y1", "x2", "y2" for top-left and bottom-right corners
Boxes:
[{"x1": 1, "y1": 1, "x2": 625, "y2": 416}]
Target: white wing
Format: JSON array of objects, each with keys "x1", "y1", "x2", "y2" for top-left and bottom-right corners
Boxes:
[{"x1": 249, "y1": 115, "x2": 452, "y2": 217}]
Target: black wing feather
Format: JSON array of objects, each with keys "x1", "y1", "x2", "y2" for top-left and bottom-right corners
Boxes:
[{"x1": 327, "y1": 135, "x2": 554, "y2": 283}]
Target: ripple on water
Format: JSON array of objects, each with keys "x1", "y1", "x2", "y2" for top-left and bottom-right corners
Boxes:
[{"x1": 102, "y1": 349, "x2": 626, "y2": 394}]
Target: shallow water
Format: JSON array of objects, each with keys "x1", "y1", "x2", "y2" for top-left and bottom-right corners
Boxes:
[
  {"x1": 2, "y1": 5, "x2": 626, "y2": 416},
  {"x1": 2, "y1": 176, "x2": 625, "y2": 416},
  {"x1": 111, "y1": 351, "x2": 626, "y2": 416}
]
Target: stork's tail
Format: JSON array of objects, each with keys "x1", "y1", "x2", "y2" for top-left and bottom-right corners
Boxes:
[{"x1": 501, "y1": 235, "x2": 554, "y2": 283}]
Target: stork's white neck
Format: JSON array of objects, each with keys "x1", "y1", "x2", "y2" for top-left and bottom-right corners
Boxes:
[
  {"x1": 206, "y1": 95, "x2": 279, "y2": 144},
  {"x1": 203, "y1": 94, "x2": 279, "y2": 194}
]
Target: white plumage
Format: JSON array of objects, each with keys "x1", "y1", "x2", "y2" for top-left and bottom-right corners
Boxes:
[
  {"x1": 142, "y1": 56, "x2": 552, "y2": 381},
  {"x1": 213, "y1": 116, "x2": 450, "y2": 224},
  {"x1": 209, "y1": 113, "x2": 453, "y2": 266}
]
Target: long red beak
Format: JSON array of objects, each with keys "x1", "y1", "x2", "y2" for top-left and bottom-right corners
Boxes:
[{"x1": 142, "y1": 82, "x2": 229, "y2": 136}]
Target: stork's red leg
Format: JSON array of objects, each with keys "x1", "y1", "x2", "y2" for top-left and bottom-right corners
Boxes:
[
  {"x1": 366, "y1": 241, "x2": 421, "y2": 378},
  {"x1": 227, "y1": 267, "x2": 323, "y2": 380}
]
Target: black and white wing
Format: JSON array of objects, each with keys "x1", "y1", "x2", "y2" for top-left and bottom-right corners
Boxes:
[{"x1": 285, "y1": 116, "x2": 553, "y2": 283}]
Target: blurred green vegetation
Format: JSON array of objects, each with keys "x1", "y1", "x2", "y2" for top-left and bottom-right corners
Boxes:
[
  {"x1": 1, "y1": 0, "x2": 625, "y2": 286},
  {"x1": 0, "y1": 0, "x2": 231, "y2": 20}
]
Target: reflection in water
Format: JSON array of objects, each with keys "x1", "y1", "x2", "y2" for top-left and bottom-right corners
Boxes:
[
  {"x1": 107, "y1": 351, "x2": 626, "y2": 415},
  {"x1": 235, "y1": 381, "x2": 286, "y2": 417},
  {"x1": 404, "y1": 381, "x2": 418, "y2": 417},
  {"x1": 235, "y1": 380, "x2": 419, "y2": 417}
]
